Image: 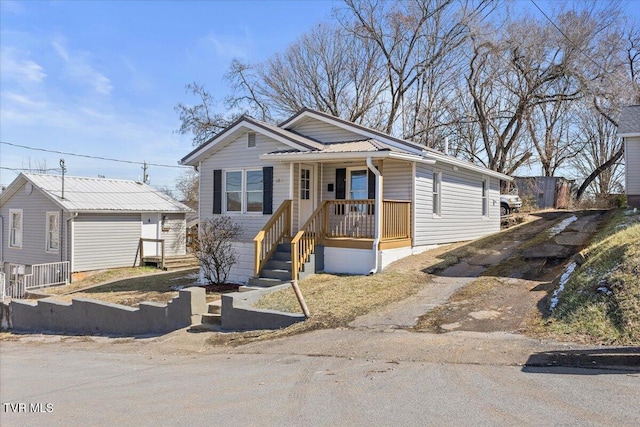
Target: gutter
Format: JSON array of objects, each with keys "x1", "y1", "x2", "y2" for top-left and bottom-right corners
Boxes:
[{"x1": 366, "y1": 157, "x2": 382, "y2": 275}]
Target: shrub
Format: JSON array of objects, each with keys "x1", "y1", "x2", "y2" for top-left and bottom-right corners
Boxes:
[{"x1": 193, "y1": 216, "x2": 243, "y2": 285}]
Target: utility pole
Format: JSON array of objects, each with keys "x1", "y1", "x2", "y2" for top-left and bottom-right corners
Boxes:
[
  {"x1": 142, "y1": 161, "x2": 149, "y2": 184},
  {"x1": 59, "y1": 158, "x2": 66, "y2": 199}
]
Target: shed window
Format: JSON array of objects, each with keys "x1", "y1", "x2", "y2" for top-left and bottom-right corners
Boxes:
[
  {"x1": 9, "y1": 209, "x2": 23, "y2": 248},
  {"x1": 46, "y1": 212, "x2": 60, "y2": 252},
  {"x1": 433, "y1": 172, "x2": 442, "y2": 217},
  {"x1": 482, "y1": 178, "x2": 489, "y2": 217}
]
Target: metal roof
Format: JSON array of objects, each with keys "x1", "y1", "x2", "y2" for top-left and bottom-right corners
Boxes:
[
  {"x1": 618, "y1": 105, "x2": 640, "y2": 135},
  {"x1": 21, "y1": 173, "x2": 192, "y2": 213}
]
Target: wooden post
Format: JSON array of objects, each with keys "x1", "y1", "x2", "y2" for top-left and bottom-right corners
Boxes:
[
  {"x1": 160, "y1": 240, "x2": 165, "y2": 270},
  {"x1": 139, "y1": 238, "x2": 144, "y2": 267},
  {"x1": 291, "y1": 279, "x2": 311, "y2": 318},
  {"x1": 291, "y1": 239, "x2": 299, "y2": 282}
]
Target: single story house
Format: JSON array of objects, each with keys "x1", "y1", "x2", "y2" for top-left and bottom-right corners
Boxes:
[
  {"x1": 0, "y1": 173, "x2": 192, "y2": 286},
  {"x1": 180, "y1": 108, "x2": 512, "y2": 285},
  {"x1": 618, "y1": 105, "x2": 640, "y2": 207}
]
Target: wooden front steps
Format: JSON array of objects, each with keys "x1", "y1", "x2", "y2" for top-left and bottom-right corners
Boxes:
[{"x1": 248, "y1": 243, "x2": 315, "y2": 288}]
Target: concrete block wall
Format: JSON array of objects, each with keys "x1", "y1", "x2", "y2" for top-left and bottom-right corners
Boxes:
[{"x1": 5, "y1": 288, "x2": 207, "y2": 336}]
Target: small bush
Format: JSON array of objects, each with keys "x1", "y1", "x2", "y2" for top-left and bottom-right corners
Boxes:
[{"x1": 193, "y1": 216, "x2": 243, "y2": 285}]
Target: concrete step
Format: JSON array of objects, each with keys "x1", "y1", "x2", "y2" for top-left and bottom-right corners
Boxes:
[
  {"x1": 207, "y1": 301, "x2": 221, "y2": 315},
  {"x1": 260, "y1": 268, "x2": 292, "y2": 281},
  {"x1": 201, "y1": 313, "x2": 221, "y2": 325},
  {"x1": 247, "y1": 277, "x2": 286, "y2": 287},
  {"x1": 188, "y1": 323, "x2": 221, "y2": 333}
]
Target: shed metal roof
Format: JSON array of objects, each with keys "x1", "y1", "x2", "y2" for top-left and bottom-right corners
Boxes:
[{"x1": 20, "y1": 173, "x2": 192, "y2": 213}]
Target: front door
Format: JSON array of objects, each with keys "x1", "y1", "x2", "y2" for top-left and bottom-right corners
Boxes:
[{"x1": 298, "y1": 164, "x2": 315, "y2": 227}]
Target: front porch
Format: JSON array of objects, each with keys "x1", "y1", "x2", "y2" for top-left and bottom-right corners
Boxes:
[{"x1": 254, "y1": 198, "x2": 411, "y2": 282}]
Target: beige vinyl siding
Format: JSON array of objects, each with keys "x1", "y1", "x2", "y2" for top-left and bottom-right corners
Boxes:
[
  {"x1": 160, "y1": 213, "x2": 187, "y2": 256},
  {"x1": 289, "y1": 118, "x2": 364, "y2": 143},
  {"x1": 414, "y1": 164, "x2": 500, "y2": 246},
  {"x1": 73, "y1": 214, "x2": 140, "y2": 271},
  {"x1": 0, "y1": 182, "x2": 67, "y2": 267},
  {"x1": 625, "y1": 137, "x2": 640, "y2": 195},
  {"x1": 199, "y1": 132, "x2": 291, "y2": 241}
]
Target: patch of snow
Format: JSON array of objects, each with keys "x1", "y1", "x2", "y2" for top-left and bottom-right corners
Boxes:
[
  {"x1": 548, "y1": 215, "x2": 578, "y2": 237},
  {"x1": 550, "y1": 261, "x2": 577, "y2": 311},
  {"x1": 170, "y1": 285, "x2": 184, "y2": 291},
  {"x1": 170, "y1": 273, "x2": 200, "y2": 281},
  {"x1": 597, "y1": 286, "x2": 613, "y2": 296}
]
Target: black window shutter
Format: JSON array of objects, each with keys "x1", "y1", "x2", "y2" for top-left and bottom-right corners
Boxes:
[
  {"x1": 336, "y1": 168, "x2": 346, "y2": 199},
  {"x1": 263, "y1": 166, "x2": 273, "y2": 214},
  {"x1": 213, "y1": 169, "x2": 222, "y2": 214},
  {"x1": 368, "y1": 169, "x2": 376, "y2": 200}
]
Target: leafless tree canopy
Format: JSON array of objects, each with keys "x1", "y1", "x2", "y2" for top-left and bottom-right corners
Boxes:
[{"x1": 176, "y1": 0, "x2": 639, "y2": 199}]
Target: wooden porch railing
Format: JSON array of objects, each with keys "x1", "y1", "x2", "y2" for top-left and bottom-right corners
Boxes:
[
  {"x1": 291, "y1": 201, "x2": 328, "y2": 281},
  {"x1": 325, "y1": 199, "x2": 375, "y2": 238},
  {"x1": 253, "y1": 200, "x2": 291, "y2": 277},
  {"x1": 382, "y1": 200, "x2": 411, "y2": 240}
]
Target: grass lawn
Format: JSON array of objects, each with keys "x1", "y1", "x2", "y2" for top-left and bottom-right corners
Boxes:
[
  {"x1": 528, "y1": 208, "x2": 640, "y2": 345},
  {"x1": 40, "y1": 267, "x2": 220, "y2": 307}
]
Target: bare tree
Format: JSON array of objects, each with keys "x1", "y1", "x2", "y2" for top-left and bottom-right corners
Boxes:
[
  {"x1": 174, "y1": 82, "x2": 242, "y2": 147},
  {"x1": 226, "y1": 23, "x2": 387, "y2": 126},
  {"x1": 175, "y1": 169, "x2": 199, "y2": 210}
]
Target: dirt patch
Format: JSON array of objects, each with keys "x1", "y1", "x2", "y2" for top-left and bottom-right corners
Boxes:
[{"x1": 414, "y1": 210, "x2": 608, "y2": 335}]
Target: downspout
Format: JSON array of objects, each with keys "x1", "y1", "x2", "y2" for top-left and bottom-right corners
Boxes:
[{"x1": 366, "y1": 157, "x2": 382, "y2": 274}]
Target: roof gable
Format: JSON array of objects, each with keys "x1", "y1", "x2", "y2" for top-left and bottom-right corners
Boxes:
[{"x1": 180, "y1": 115, "x2": 323, "y2": 166}]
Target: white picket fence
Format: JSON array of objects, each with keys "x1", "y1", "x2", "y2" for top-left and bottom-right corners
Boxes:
[{"x1": 2, "y1": 262, "x2": 70, "y2": 300}]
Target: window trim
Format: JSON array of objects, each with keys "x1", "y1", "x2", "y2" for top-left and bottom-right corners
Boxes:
[
  {"x1": 432, "y1": 171, "x2": 442, "y2": 218},
  {"x1": 9, "y1": 209, "x2": 23, "y2": 249},
  {"x1": 223, "y1": 168, "x2": 264, "y2": 214},
  {"x1": 46, "y1": 211, "x2": 60, "y2": 253}
]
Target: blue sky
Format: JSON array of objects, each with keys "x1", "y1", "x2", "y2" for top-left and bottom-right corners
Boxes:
[
  {"x1": 0, "y1": 0, "x2": 338, "y2": 192},
  {"x1": 2, "y1": 0, "x2": 639, "y2": 194}
]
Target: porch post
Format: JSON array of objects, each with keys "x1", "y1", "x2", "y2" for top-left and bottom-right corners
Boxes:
[{"x1": 366, "y1": 157, "x2": 382, "y2": 274}]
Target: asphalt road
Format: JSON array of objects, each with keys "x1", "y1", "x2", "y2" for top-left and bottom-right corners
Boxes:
[{"x1": 1, "y1": 334, "x2": 639, "y2": 426}]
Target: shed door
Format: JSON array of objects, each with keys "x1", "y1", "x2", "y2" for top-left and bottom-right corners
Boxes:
[{"x1": 141, "y1": 213, "x2": 160, "y2": 256}]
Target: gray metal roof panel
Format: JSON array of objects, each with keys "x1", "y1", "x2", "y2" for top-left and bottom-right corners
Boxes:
[{"x1": 24, "y1": 173, "x2": 192, "y2": 213}]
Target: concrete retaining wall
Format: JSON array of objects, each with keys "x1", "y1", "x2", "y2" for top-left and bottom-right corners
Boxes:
[
  {"x1": 221, "y1": 284, "x2": 305, "y2": 331},
  {"x1": 4, "y1": 288, "x2": 207, "y2": 336}
]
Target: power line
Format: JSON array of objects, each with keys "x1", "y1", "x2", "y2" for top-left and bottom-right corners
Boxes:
[{"x1": 0, "y1": 141, "x2": 190, "y2": 169}]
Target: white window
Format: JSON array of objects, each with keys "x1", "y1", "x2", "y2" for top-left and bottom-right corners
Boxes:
[
  {"x1": 225, "y1": 169, "x2": 263, "y2": 213},
  {"x1": 9, "y1": 209, "x2": 23, "y2": 248},
  {"x1": 300, "y1": 168, "x2": 311, "y2": 200},
  {"x1": 482, "y1": 178, "x2": 489, "y2": 217},
  {"x1": 432, "y1": 172, "x2": 442, "y2": 217},
  {"x1": 46, "y1": 212, "x2": 60, "y2": 252},
  {"x1": 348, "y1": 169, "x2": 368, "y2": 200}
]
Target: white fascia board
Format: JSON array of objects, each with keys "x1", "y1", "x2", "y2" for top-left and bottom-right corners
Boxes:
[
  {"x1": 618, "y1": 132, "x2": 640, "y2": 138},
  {"x1": 260, "y1": 151, "x2": 391, "y2": 162},
  {"x1": 429, "y1": 152, "x2": 513, "y2": 181},
  {"x1": 181, "y1": 121, "x2": 314, "y2": 166},
  {"x1": 283, "y1": 110, "x2": 425, "y2": 156}
]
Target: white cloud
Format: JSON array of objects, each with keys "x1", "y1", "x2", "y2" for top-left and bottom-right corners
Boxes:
[
  {"x1": 52, "y1": 36, "x2": 113, "y2": 95},
  {"x1": 201, "y1": 30, "x2": 251, "y2": 59},
  {"x1": 0, "y1": 47, "x2": 46, "y2": 84}
]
